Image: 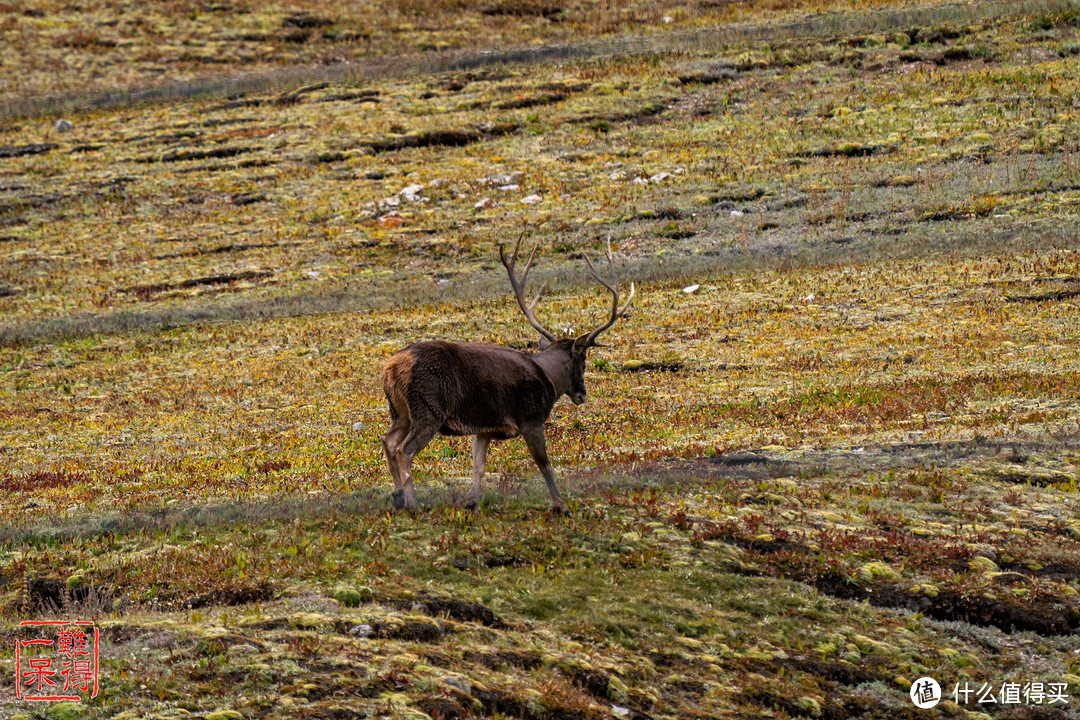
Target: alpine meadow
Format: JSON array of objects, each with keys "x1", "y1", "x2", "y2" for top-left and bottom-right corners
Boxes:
[{"x1": 3, "y1": 1, "x2": 1080, "y2": 718}]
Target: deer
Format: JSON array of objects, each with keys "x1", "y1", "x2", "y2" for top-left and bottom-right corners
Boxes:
[{"x1": 380, "y1": 235, "x2": 634, "y2": 513}]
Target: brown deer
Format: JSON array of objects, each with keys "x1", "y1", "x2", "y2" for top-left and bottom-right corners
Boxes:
[{"x1": 380, "y1": 235, "x2": 634, "y2": 513}]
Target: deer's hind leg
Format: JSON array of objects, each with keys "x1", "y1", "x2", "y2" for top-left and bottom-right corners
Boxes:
[
  {"x1": 464, "y1": 434, "x2": 491, "y2": 511},
  {"x1": 381, "y1": 407, "x2": 409, "y2": 507},
  {"x1": 393, "y1": 409, "x2": 438, "y2": 511}
]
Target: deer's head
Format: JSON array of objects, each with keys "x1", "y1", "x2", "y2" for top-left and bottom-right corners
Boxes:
[{"x1": 500, "y1": 234, "x2": 634, "y2": 405}]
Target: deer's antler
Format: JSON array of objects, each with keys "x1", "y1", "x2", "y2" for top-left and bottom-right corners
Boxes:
[
  {"x1": 579, "y1": 237, "x2": 634, "y2": 348},
  {"x1": 499, "y1": 232, "x2": 557, "y2": 343}
]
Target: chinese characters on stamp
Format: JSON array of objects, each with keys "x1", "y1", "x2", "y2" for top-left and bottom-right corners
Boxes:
[{"x1": 15, "y1": 620, "x2": 99, "y2": 702}]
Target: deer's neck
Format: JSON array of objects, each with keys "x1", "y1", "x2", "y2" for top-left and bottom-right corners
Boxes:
[{"x1": 531, "y1": 347, "x2": 572, "y2": 398}]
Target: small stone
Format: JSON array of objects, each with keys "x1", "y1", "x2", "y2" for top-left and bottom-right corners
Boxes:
[
  {"x1": 611, "y1": 706, "x2": 630, "y2": 717},
  {"x1": 631, "y1": 177, "x2": 648, "y2": 185},
  {"x1": 379, "y1": 212, "x2": 404, "y2": 228},
  {"x1": 497, "y1": 184, "x2": 519, "y2": 191},
  {"x1": 474, "y1": 197, "x2": 494, "y2": 209},
  {"x1": 349, "y1": 623, "x2": 374, "y2": 637},
  {"x1": 55, "y1": 119, "x2": 74, "y2": 133},
  {"x1": 520, "y1": 194, "x2": 542, "y2": 205},
  {"x1": 682, "y1": 284, "x2": 700, "y2": 294},
  {"x1": 228, "y1": 644, "x2": 259, "y2": 656},
  {"x1": 730, "y1": 210, "x2": 744, "y2": 217},
  {"x1": 649, "y1": 172, "x2": 672, "y2": 183},
  {"x1": 478, "y1": 172, "x2": 518, "y2": 185},
  {"x1": 352, "y1": 421, "x2": 363, "y2": 432},
  {"x1": 398, "y1": 184, "x2": 425, "y2": 202},
  {"x1": 441, "y1": 675, "x2": 471, "y2": 695}
]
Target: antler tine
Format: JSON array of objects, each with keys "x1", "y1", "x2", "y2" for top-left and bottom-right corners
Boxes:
[
  {"x1": 498, "y1": 233, "x2": 557, "y2": 343},
  {"x1": 580, "y1": 237, "x2": 634, "y2": 347},
  {"x1": 582, "y1": 250, "x2": 616, "y2": 296}
]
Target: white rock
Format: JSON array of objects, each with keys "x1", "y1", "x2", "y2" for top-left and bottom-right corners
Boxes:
[
  {"x1": 800, "y1": 293, "x2": 815, "y2": 303},
  {"x1": 55, "y1": 119, "x2": 74, "y2": 133},
  {"x1": 306, "y1": 270, "x2": 320, "y2": 278},
  {"x1": 349, "y1": 624, "x2": 373, "y2": 637},
  {"x1": 649, "y1": 172, "x2": 672, "y2": 183},
  {"x1": 428, "y1": 177, "x2": 450, "y2": 187},
  {"x1": 612, "y1": 706, "x2": 630, "y2": 717},
  {"x1": 497, "y1": 184, "x2": 519, "y2": 191},
  {"x1": 682, "y1": 284, "x2": 700, "y2": 294},
  {"x1": 520, "y1": 194, "x2": 543, "y2": 205},
  {"x1": 730, "y1": 209, "x2": 743, "y2": 217},
  {"x1": 478, "y1": 172, "x2": 519, "y2": 186},
  {"x1": 353, "y1": 422, "x2": 363, "y2": 432},
  {"x1": 609, "y1": 170, "x2": 627, "y2": 181},
  {"x1": 474, "y1": 197, "x2": 495, "y2": 209},
  {"x1": 632, "y1": 177, "x2": 649, "y2": 185},
  {"x1": 399, "y1": 184, "x2": 427, "y2": 203}
]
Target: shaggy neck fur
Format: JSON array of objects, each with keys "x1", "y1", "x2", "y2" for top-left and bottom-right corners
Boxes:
[{"x1": 531, "y1": 341, "x2": 577, "y2": 398}]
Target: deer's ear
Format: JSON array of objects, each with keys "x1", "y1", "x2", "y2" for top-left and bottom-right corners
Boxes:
[{"x1": 538, "y1": 336, "x2": 552, "y2": 350}]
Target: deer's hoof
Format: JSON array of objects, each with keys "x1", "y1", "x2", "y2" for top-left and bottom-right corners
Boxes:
[
  {"x1": 550, "y1": 502, "x2": 571, "y2": 516},
  {"x1": 390, "y1": 489, "x2": 406, "y2": 510},
  {"x1": 463, "y1": 496, "x2": 479, "y2": 510}
]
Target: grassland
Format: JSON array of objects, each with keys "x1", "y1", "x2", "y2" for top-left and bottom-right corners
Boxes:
[
  {"x1": 3, "y1": 1, "x2": 1080, "y2": 718},
  {"x1": 1, "y1": 0, "x2": 1023, "y2": 105}
]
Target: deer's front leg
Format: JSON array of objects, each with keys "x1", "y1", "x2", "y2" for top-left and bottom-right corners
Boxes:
[
  {"x1": 522, "y1": 426, "x2": 570, "y2": 514},
  {"x1": 464, "y1": 435, "x2": 491, "y2": 510}
]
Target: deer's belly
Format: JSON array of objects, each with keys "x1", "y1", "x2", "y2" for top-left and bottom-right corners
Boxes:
[{"x1": 439, "y1": 420, "x2": 520, "y2": 439}]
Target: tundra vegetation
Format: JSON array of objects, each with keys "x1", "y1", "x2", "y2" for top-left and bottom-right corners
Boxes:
[{"x1": 3, "y1": 0, "x2": 1080, "y2": 718}]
